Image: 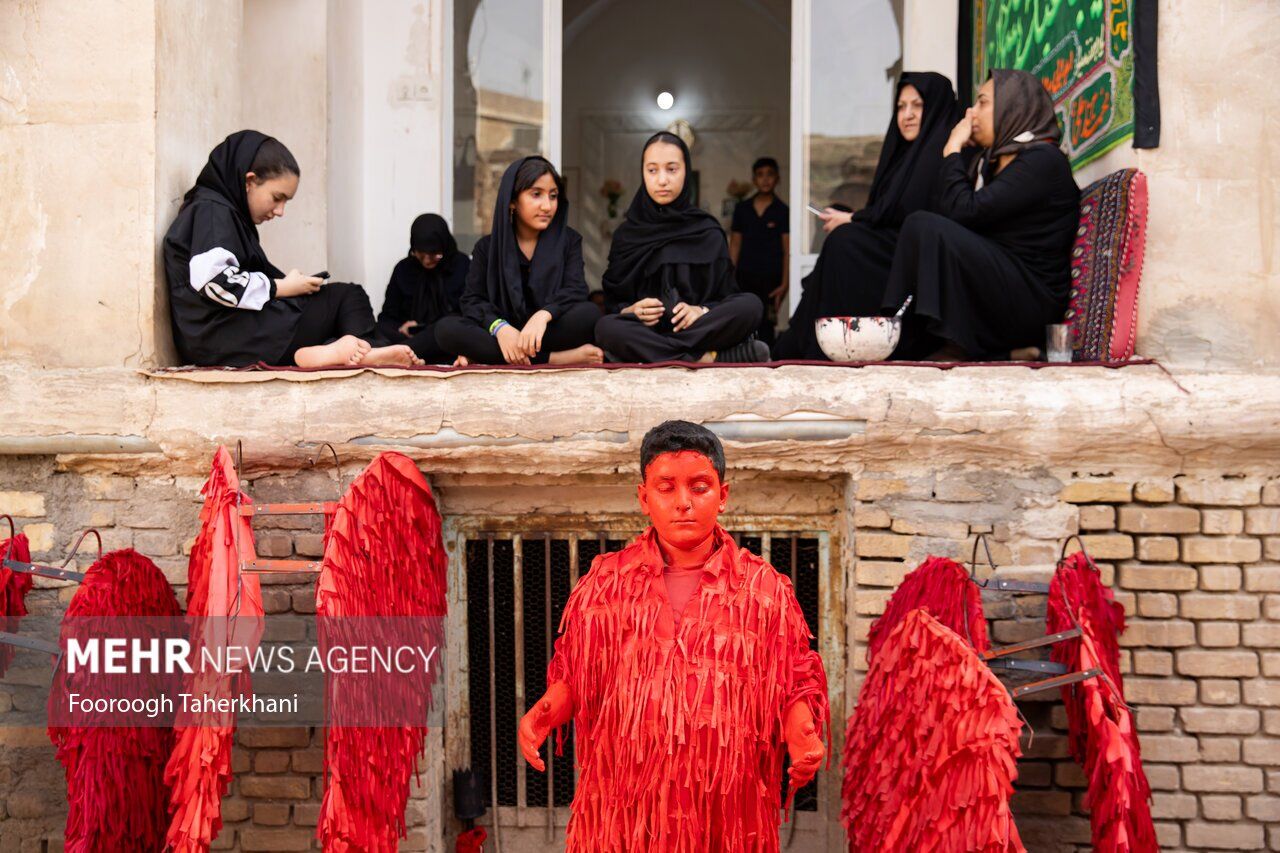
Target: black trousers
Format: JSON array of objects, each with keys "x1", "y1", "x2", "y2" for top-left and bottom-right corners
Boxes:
[
  {"x1": 279, "y1": 282, "x2": 379, "y2": 365},
  {"x1": 434, "y1": 301, "x2": 601, "y2": 364},
  {"x1": 735, "y1": 269, "x2": 780, "y2": 346},
  {"x1": 402, "y1": 321, "x2": 452, "y2": 364},
  {"x1": 594, "y1": 293, "x2": 762, "y2": 363}
]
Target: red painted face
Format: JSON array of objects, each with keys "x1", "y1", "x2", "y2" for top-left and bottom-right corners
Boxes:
[{"x1": 637, "y1": 451, "x2": 728, "y2": 556}]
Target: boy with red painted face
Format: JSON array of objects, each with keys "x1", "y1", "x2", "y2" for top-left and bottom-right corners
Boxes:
[{"x1": 517, "y1": 420, "x2": 828, "y2": 851}]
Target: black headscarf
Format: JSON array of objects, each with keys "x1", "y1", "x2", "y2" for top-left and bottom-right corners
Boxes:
[
  {"x1": 467, "y1": 156, "x2": 570, "y2": 325},
  {"x1": 854, "y1": 71, "x2": 960, "y2": 228},
  {"x1": 410, "y1": 213, "x2": 459, "y2": 257},
  {"x1": 178, "y1": 129, "x2": 282, "y2": 278},
  {"x1": 601, "y1": 132, "x2": 735, "y2": 313},
  {"x1": 972, "y1": 69, "x2": 1062, "y2": 180}
]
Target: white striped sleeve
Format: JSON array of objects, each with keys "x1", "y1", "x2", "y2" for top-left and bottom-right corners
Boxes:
[{"x1": 188, "y1": 247, "x2": 274, "y2": 311}]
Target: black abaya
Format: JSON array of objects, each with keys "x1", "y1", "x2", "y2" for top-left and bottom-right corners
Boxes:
[
  {"x1": 774, "y1": 72, "x2": 959, "y2": 360},
  {"x1": 598, "y1": 132, "x2": 760, "y2": 362},
  {"x1": 881, "y1": 69, "x2": 1081, "y2": 359},
  {"x1": 882, "y1": 145, "x2": 1080, "y2": 358}
]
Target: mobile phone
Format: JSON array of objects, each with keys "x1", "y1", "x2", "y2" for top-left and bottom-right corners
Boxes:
[
  {"x1": 805, "y1": 204, "x2": 825, "y2": 216},
  {"x1": 311, "y1": 271, "x2": 330, "y2": 280}
]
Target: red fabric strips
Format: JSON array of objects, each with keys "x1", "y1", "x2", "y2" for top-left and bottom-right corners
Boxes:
[
  {"x1": 1048, "y1": 553, "x2": 1156, "y2": 852},
  {"x1": 0, "y1": 531, "x2": 33, "y2": 678},
  {"x1": 165, "y1": 446, "x2": 264, "y2": 852},
  {"x1": 547, "y1": 526, "x2": 829, "y2": 852},
  {"x1": 842, "y1": 609, "x2": 1024, "y2": 853},
  {"x1": 48, "y1": 549, "x2": 181, "y2": 852},
  {"x1": 866, "y1": 556, "x2": 989, "y2": 664},
  {"x1": 316, "y1": 452, "x2": 448, "y2": 852}
]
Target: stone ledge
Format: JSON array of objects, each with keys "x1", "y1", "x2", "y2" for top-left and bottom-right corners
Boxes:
[{"x1": 3, "y1": 364, "x2": 1278, "y2": 476}]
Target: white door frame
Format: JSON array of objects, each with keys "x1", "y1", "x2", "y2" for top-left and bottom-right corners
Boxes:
[{"x1": 788, "y1": 0, "x2": 811, "y2": 319}]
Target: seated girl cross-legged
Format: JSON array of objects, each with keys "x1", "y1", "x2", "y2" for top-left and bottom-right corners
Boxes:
[
  {"x1": 595, "y1": 132, "x2": 766, "y2": 364},
  {"x1": 164, "y1": 130, "x2": 421, "y2": 369},
  {"x1": 434, "y1": 157, "x2": 604, "y2": 366}
]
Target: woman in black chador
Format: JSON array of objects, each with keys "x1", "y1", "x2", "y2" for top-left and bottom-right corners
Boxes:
[
  {"x1": 163, "y1": 130, "x2": 419, "y2": 367},
  {"x1": 595, "y1": 132, "x2": 767, "y2": 363},
  {"x1": 434, "y1": 156, "x2": 603, "y2": 365},
  {"x1": 882, "y1": 69, "x2": 1081, "y2": 360},
  {"x1": 376, "y1": 213, "x2": 470, "y2": 363},
  {"x1": 774, "y1": 72, "x2": 959, "y2": 361}
]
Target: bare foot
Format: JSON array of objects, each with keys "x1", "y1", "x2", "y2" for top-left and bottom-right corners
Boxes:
[
  {"x1": 294, "y1": 335, "x2": 369, "y2": 368},
  {"x1": 452, "y1": 355, "x2": 470, "y2": 367},
  {"x1": 548, "y1": 344, "x2": 605, "y2": 365},
  {"x1": 697, "y1": 351, "x2": 717, "y2": 364},
  {"x1": 357, "y1": 344, "x2": 422, "y2": 367},
  {"x1": 924, "y1": 343, "x2": 968, "y2": 362}
]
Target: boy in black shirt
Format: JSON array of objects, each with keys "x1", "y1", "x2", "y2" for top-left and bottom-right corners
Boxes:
[{"x1": 729, "y1": 157, "x2": 789, "y2": 345}]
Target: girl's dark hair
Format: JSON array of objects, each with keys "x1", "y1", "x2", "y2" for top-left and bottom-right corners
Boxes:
[
  {"x1": 640, "y1": 420, "x2": 726, "y2": 481},
  {"x1": 643, "y1": 132, "x2": 686, "y2": 160},
  {"x1": 511, "y1": 157, "x2": 562, "y2": 197},
  {"x1": 249, "y1": 137, "x2": 300, "y2": 181}
]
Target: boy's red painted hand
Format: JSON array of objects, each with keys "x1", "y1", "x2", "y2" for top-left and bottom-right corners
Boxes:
[
  {"x1": 784, "y1": 700, "x2": 824, "y2": 793},
  {"x1": 517, "y1": 681, "x2": 574, "y2": 772}
]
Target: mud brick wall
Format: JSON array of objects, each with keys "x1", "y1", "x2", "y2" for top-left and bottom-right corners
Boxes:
[
  {"x1": 852, "y1": 471, "x2": 1280, "y2": 852},
  {"x1": 0, "y1": 459, "x2": 434, "y2": 853},
  {"x1": 2, "y1": 456, "x2": 1279, "y2": 851}
]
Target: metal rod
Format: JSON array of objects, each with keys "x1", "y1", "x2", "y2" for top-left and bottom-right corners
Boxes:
[
  {"x1": 1012, "y1": 667, "x2": 1102, "y2": 699},
  {"x1": 513, "y1": 534, "x2": 526, "y2": 823},
  {"x1": 2, "y1": 559, "x2": 85, "y2": 583},
  {"x1": 0, "y1": 631, "x2": 60, "y2": 656},
  {"x1": 987, "y1": 659, "x2": 1070, "y2": 674},
  {"x1": 61, "y1": 529, "x2": 102, "y2": 567},
  {"x1": 486, "y1": 534, "x2": 501, "y2": 853},
  {"x1": 982, "y1": 629, "x2": 1082, "y2": 660},
  {"x1": 238, "y1": 502, "x2": 337, "y2": 517},
  {"x1": 241, "y1": 559, "x2": 322, "y2": 574},
  {"x1": 544, "y1": 533, "x2": 554, "y2": 840}
]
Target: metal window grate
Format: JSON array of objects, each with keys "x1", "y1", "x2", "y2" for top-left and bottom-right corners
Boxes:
[{"x1": 463, "y1": 530, "x2": 829, "y2": 831}]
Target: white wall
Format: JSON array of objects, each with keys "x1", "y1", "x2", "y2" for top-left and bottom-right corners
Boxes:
[{"x1": 242, "y1": 0, "x2": 329, "y2": 274}]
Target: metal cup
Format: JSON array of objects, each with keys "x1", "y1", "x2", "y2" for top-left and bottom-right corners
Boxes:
[{"x1": 1046, "y1": 324, "x2": 1072, "y2": 363}]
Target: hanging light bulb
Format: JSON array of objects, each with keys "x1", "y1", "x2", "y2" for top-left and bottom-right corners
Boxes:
[{"x1": 656, "y1": 91, "x2": 675, "y2": 111}]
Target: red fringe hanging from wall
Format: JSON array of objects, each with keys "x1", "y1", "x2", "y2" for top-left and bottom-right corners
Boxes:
[
  {"x1": 48, "y1": 549, "x2": 181, "y2": 852},
  {"x1": 316, "y1": 452, "x2": 447, "y2": 852},
  {"x1": 0, "y1": 531, "x2": 33, "y2": 677},
  {"x1": 1048, "y1": 554, "x2": 1157, "y2": 852},
  {"x1": 866, "y1": 556, "x2": 989, "y2": 664},
  {"x1": 164, "y1": 446, "x2": 264, "y2": 853},
  {"x1": 842, "y1": 609, "x2": 1024, "y2": 853}
]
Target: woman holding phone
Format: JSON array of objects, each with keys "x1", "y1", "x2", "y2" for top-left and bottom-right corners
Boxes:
[
  {"x1": 774, "y1": 72, "x2": 959, "y2": 360},
  {"x1": 164, "y1": 130, "x2": 420, "y2": 367}
]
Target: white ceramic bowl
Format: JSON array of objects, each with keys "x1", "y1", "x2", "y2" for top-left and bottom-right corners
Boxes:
[{"x1": 815, "y1": 315, "x2": 901, "y2": 362}]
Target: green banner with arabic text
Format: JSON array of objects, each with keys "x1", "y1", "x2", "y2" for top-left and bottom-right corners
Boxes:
[{"x1": 972, "y1": 0, "x2": 1134, "y2": 169}]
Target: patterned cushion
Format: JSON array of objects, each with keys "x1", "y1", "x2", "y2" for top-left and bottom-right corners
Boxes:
[{"x1": 1064, "y1": 169, "x2": 1148, "y2": 361}]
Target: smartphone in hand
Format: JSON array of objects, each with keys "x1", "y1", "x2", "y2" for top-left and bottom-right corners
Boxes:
[
  {"x1": 311, "y1": 271, "x2": 330, "y2": 282},
  {"x1": 805, "y1": 204, "x2": 824, "y2": 216}
]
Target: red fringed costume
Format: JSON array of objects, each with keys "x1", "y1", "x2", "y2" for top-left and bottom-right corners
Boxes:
[
  {"x1": 165, "y1": 446, "x2": 264, "y2": 852},
  {"x1": 842, "y1": 609, "x2": 1024, "y2": 853},
  {"x1": 866, "y1": 556, "x2": 989, "y2": 663},
  {"x1": 1048, "y1": 553, "x2": 1156, "y2": 851},
  {"x1": 316, "y1": 452, "x2": 448, "y2": 852},
  {"x1": 48, "y1": 549, "x2": 181, "y2": 852},
  {"x1": 0, "y1": 531, "x2": 33, "y2": 677},
  {"x1": 546, "y1": 526, "x2": 829, "y2": 852}
]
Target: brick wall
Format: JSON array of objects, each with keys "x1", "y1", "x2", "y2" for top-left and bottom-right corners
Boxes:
[
  {"x1": 2, "y1": 457, "x2": 1278, "y2": 851},
  {"x1": 0, "y1": 460, "x2": 434, "y2": 853},
  {"x1": 853, "y1": 471, "x2": 1280, "y2": 852}
]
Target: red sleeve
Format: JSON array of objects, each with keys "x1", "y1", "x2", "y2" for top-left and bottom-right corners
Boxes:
[{"x1": 783, "y1": 590, "x2": 830, "y2": 742}]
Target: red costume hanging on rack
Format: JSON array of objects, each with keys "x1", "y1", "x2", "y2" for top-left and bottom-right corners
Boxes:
[
  {"x1": 544, "y1": 525, "x2": 829, "y2": 852},
  {"x1": 48, "y1": 549, "x2": 181, "y2": 852},
  {"x1": 843, "y1": 609, "x2": 1024, "y2": 853},
  {"x1": 1048, "y1": 553, "x2": 1156, "y2": 852},
  {"x1": 866, "y1": 556, "x2": 989, "y2": 663},
  {"x1": 0, "y1": 530, "x2": 33, "y2": 677},
  {"x1": 316, "y1": 452, "x2": 447, "y2": 852},
  {"x1": 165, "y1": 446, "x2": 264, "y2": 853}
]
